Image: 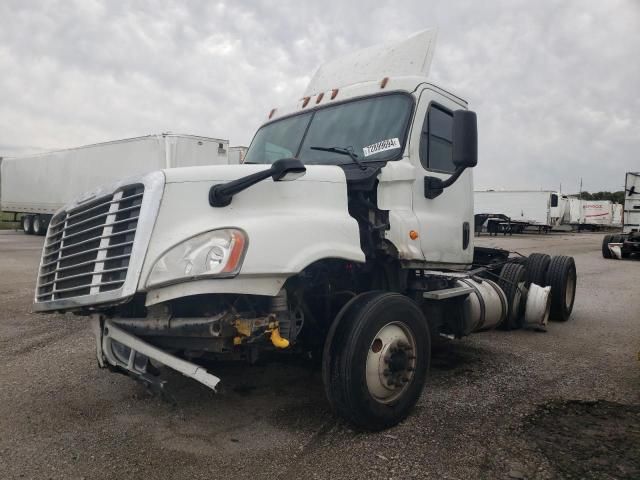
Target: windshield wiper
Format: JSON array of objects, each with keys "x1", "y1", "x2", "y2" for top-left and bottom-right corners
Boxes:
[{"x1": 310, "y1": 146, "x2": 367, "y2": 170}]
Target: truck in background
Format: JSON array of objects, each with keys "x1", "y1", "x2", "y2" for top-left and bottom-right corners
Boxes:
[
  {"x1": 474, "y1": 190, "x2": 565, "y2": 231},
  {"x1": 602, "y1": 172, "x2": 640, "y2": 259},
  {"x1": 1, "y1": 134, "x2": 230, "y2": 235}
]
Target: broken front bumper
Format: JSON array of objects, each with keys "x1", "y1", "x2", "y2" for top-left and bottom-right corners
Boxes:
[{"x1": 91, "y1": 316, "x2": 221, "y2": 392}]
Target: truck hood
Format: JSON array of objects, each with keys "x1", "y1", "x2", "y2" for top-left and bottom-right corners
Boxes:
[
  {"x1": 140, "y1": 164, "x2": 365, "y2": 304},
  {"x1": 162, "y1": 163, "x2": 348, "y2": 184}
]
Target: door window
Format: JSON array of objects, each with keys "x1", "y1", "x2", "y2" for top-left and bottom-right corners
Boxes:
[{"x1": 420, "y1": 104, "x2": 454, "y2": 173}]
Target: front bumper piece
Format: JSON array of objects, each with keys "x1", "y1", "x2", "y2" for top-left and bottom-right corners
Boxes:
[{"x1": 92, "y1": 317, "x2": 221, "y2": 393}]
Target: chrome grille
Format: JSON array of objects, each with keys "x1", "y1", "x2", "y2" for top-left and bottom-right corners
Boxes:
[{"x1": 37, "y1": 184, "x2": 144, "y2": 302}]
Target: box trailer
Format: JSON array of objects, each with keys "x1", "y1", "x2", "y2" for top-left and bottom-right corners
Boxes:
[
  {"x1": 581, "y1": 200, "x2": 613, "y2": 226},
  {"x1": 603, "y1": 172, "x2": 640, "y2": 259},
  {"x1": 474, "y1": 190, "x2": 563, "y2": 230},
  {"x1": 229, "y1": 146, "x2": 248, "y2": 164},
  {"x1": 1, "y1": 134, "x2": 230, "y2": 234}
]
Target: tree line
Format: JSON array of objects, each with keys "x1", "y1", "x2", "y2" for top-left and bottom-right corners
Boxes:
[{"x1": 570, "y1": 191, "x2": 625, "y2": 204}]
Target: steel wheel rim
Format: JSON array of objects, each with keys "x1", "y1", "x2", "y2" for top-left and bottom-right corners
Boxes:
[{"x1": 366, "y1": 321, "x2": 417, "y2": 404}]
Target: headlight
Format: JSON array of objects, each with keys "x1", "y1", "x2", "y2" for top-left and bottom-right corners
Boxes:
[{"x1": 147, "y1": 229, "x2": 247, "y2": 288}]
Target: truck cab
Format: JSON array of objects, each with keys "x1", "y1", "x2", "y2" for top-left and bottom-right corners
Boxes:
[{"x1": 33, "y1": 31, "x2": 577, "y2": 430}]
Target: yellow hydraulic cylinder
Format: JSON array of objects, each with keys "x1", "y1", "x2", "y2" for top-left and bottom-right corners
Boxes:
[{"x1": 269, "y1": 327, "x2": 290, "y2": 349}]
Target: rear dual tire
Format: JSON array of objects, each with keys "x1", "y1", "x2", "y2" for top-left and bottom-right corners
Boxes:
[
  {"x1": 546, "y1": 255, "x2": 576, "y2": 322},
  {"x1": 21, "y1": 215, "x2": 34, "y2": 235},
  {"x1": 498, "y1": 263, "x2": 526, "y2": 330},
  {"x1": 322, "y1": 292, "x2": 430, "y2": 431}
]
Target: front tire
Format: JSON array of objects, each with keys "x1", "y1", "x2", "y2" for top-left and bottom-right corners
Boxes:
[{"x1": 322, "y1": 292, "x2": 430, "y2": 431}]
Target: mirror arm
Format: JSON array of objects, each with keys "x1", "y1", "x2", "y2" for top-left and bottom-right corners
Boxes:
[
  {"x1": 209, "y1": 169, "x2": 273, "y2": 207},
  {"x1": 424, "y1": 167, "x2": 466, "y2": 200},
  {"x1": 441, "y1": 167, "x2": 465, "y2": 189}
]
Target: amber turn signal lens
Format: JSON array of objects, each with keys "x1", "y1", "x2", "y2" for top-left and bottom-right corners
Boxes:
[{"x1": 409, "y1": 230, "x2": 419, "y2": 240}]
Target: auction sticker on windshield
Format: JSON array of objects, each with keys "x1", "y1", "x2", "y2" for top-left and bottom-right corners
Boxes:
[{"x1": 362, "y1": 138, "x2": 401, "y2": 157}]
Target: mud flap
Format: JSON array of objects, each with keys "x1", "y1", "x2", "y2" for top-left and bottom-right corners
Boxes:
[{"x1": 91, "y1": 317, "x2": 221, "y2": 393}]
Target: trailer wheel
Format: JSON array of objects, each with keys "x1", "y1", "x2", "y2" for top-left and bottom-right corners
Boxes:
[
  {"x1": 21, "y1": 215, "x2": 34, "y2": 235},
  {"x1": 546, "y1": 256, "x2": 576, "y2": 322},
  {"x1": 322, "y1": 292, "x2": 430, "y2": 431},
  {"x1": 498, "y1": 263, "x2": 526, "y2": 330},
  {"x1": 32, "y1": 215, "x2": 44, "y2": 236},
  {"x1": 601, "y1": 235, "x2": 613, "y2": 259},
  {"x1": 526, "y1": 253, "x2": 551, "y2": 287}
]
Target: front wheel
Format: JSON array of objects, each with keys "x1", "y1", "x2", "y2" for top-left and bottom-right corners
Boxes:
[{"x1": 322, "y1": 292, "x2": 430, "y2": 431}]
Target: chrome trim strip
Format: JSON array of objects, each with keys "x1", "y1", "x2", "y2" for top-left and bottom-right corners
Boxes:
[
  {"x1": 42, "y1": 239, "x2": 134, "y2": 263},
  {"x1": 37, "y1": 266, "x2": 128, "y2": 288}
]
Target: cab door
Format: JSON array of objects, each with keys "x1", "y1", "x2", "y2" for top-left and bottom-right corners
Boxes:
[{"x1": 408, "y1": 86, "x2": 474, "y2": 266}]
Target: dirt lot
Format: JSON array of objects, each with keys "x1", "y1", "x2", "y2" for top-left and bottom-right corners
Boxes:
[{"x1": 0, "y1": 231, "x2": 638, "y2": 479}]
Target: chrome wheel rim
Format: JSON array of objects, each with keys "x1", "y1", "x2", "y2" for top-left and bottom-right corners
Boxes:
[{"x1": 366, "y1": 322, "x2": 417, "y2": 404}]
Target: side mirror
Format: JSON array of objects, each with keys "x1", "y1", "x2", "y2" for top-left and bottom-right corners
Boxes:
[
  {"x1": 452, "y1": 110, "x2": 478, "y2": 169},
  {"x1": 424, "y1": 109, "x2": 477, "y2": 200},
  {"x1": 209, "y1": 158, "x2": 306, "y2": 207}
]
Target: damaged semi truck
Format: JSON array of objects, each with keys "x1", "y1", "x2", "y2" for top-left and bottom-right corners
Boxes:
[{"x1": 33, "y1": 31, "x2": 577, "y2": 431}]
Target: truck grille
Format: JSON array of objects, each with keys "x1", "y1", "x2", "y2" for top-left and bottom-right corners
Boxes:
[{"x1": 36, "y1": 184, "x2": 144, "y2": 302}]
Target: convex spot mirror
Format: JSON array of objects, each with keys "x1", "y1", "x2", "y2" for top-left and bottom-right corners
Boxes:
[
  {"x1": 452, "y1": 110, "x2": 478, "y2": 170},
  {"x1": 272, "y1": 157, "x2": 307, "y2": 181}
]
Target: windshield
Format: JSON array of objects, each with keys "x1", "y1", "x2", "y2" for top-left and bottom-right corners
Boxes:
[{"x1": 244, "y1": 93, "x2": 413, "y2": 165}]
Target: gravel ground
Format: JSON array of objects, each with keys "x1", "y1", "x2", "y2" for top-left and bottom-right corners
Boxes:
[{"x1": 0, "y1": 230, "x2": 638, "y2": 479}]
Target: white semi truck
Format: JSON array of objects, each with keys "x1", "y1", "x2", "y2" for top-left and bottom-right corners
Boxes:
[
  {"x1": 32, "y1": 31, "x2": 577, "y2": 430},
  {"x1": 602, "y1": 172, "x2": 640, "y2": 259},
  {"x1": 1, "y1": 134, "x2": 231, "y2": 235}
]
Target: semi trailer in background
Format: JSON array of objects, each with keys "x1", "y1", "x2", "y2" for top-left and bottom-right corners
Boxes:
[
  {"x1": 229, "y1": 146, "x2": 248, "y2": 164},
  {"x1": 0, "y1": 134, "x2": 230, "y2": 235},
  {"x1": 564, "y1": 198, "x2": 618, "y2": 230},
  {"x1": 603, "y1": 172, "x2": 640, "y2": 259}
]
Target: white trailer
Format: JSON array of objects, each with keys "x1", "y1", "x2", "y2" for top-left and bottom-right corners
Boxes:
[
  {"x1": 474, "y1": 190, "x2": 563, "y2": 230},
  {"x1": 229, "y1": 146, "x2": 248, "y2": 164},
  {"x1": 581, "y1": 200, "x2": 613, "y2": 226},
  {"x1": 1, "y1": 134, "x2": 230, "y2": 234}
]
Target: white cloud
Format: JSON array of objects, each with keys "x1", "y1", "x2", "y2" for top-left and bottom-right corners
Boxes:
[{"x1": 0, "y1": 0, "x2": 638, "y2": 191}]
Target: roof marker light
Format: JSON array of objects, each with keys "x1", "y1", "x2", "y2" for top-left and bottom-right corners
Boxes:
[
  {"x1": 380, "y1": 77, "x2": 389, "y2": 89},
  {"x1": 302, "y1": 96, "x2": 311, "y2": 108},
  {"x1": 316, "y1": 92, "x2": 324, "y2": 104},
  {"x1": 268, "y1": 108, "x2": 276, "y2": 119},
  {"x1": 330, "y1": 89, "x2": 339, "y2": 100}
]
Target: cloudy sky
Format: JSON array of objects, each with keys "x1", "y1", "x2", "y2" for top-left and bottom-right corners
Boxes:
[{"x1": 1, "y1": 0, "x2": 638, "y2": 192}]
